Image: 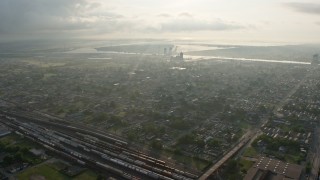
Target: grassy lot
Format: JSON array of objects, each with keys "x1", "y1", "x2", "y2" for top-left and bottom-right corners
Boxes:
[
  {"x1": 47, "y1": 161, "x2": 69, "y2": 171},
  {"x1": 190, "y1": 157, "x2": 211, "y2": 171},
  {"x1": 0, "y1": 134, "x2": 41, "y2": 149},
  {"x1": 73, "y1": 170, "x2": 98, "y2": 180},
  {"x1": 239, "y1": 158, "x2": 255, "y2": 173},
  {"x1": 161, "y1": 149, "x2": 211, "y2": 171},
  {"x1": 0, "y1": 134, "x2": 44, "y2": 165},
  {"x1": 284, "y1": 153, "x2": 305, "y2": 164},
  {"x1": 238, "y1": 121, "x2": 251, "y2": 130},
  {"x1": 0, "y1": 134, "x2": 22, "y2": 145},
  {"x1": 18, "y1": 163, "x2": 98, "y2": 180},
  {"x1": 18, "y1": 164, "x2": 69, "y2": 180},
  {"x1": 243, "y1": 147, "x2": 258, "y2": 158}
]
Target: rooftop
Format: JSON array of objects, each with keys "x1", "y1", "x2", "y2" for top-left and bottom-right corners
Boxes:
[
  {"x1": 0, "y1": 125, "x2": 11, "y2": 137},
  {"x1": 244, "y1": 156, "x2": 303, "y2": 180}
]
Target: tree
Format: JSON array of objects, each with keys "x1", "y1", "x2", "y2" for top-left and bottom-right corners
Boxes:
[
  {"x1": 151, "y1": 140, "x2": 163, "y2": 150},
  {"x1": 2, "y1": 155, "x2": 14, "y2": 166},
  {"x1": 93, "y1": 112, "x2": 108, "y2": 122},
  {"x1": 306, "y1": 162, "x2": 312, "y2": 174},
  {"x1": 127, "y1": 130, "x2": 137, "y2": 141},
  {"x1": 223, "y1": 160, "x2": 242, "y2": 180},
  {"x1": 109, "y1": 101, "x2": 117, "y2": 108},
  {"x1": 207, "y1": 139, "x2": 222, "y2": 148}
]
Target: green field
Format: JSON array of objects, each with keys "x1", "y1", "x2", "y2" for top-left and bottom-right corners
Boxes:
[
  {"x1": 0, "y1": 134, "x2": 41, "y2": 149},
  {"x1": 243, "y1": 147, "x2": 258, "y2": 158},
  {"x1": 161, "y1": 149, "x2": 211, "y2": 171},
  {"x1": 18, "y1": 163, "x2": 98, "y2": 180},
  {"x1": 0, "y1": 134, "x2": 43, "y2": 165},
  {"x1": 18, "y1": 164, "x2": 69, "y2": 180},
  {"x1": 73, "y1": 170, "x2": 98, "y2": 180},
  {"x1": 239, "y1": 158, "x2": 255, "y2": 173}
]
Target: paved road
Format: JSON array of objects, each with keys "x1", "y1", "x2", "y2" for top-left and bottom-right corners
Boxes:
[
  {"x1": 308, "y1": 126, "x2": 320, "y2": 180},
  {"x1": 273, "y1": 77, "x2": 308, "y2": 116}
]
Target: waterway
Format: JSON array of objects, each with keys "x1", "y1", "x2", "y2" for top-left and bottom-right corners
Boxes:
[
  {"x1": 184, "y1": 55, "x2": 311, "y2": 65},
  {"x1": 64, "y1": 45, "x2": 313, "y2": 65}
]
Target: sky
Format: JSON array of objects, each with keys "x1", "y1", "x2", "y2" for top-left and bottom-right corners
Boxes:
[{"x1": 0, "y1": 0, "x2": 320, "y2": 44}]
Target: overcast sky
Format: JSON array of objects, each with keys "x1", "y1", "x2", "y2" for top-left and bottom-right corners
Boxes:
[{"x1": 0, "y1": 0, "x2": 320, "y2": 44}]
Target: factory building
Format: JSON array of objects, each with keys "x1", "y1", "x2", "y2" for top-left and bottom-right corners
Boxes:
[
  {"x1": 170, "y1": 52, "x2": 184, "y2": 61},
  {"x1": 244, "y1": 156, "x2": 303, "y2": 180}
]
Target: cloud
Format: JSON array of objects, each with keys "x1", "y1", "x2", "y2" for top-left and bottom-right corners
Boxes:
[
  {"x1": 284, "y1": 2, "x2": 320, "y2": 15},
  {"x1": 0, "y1": 0, "x2": 126, "y2": 36},
  {"x1": 157, "y1": 13, "x2": 172, "y2": 18},
  {"x1": 0, "y1": 0, "x2": 247, "y2": 40},
  {"x1": 0, "y1": 0, "x2": 83, "y2": 33},
  {"x1": 147, "y1": 13, "x2": 245, "y2": 33},
  {"x1": 159, "y1": 19, "x2": 244, "y2": 32},
  {"x1": 178, "y1": 12, "x2": 193, "y2": 18}
]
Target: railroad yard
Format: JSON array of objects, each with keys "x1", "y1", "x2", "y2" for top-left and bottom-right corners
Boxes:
[{"x1": 0, "y1": 110, "x2": 199, "y2": 180}]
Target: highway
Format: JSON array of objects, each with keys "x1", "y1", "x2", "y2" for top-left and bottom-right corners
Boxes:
[{"x1": 308, "y1": 125, "x2": 320, "y2": 180}]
